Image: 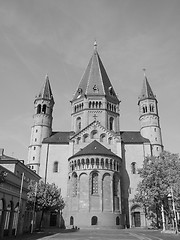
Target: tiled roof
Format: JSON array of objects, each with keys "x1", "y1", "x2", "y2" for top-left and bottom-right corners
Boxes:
[
  {"x1": 69, "y1": 140, "x2": 120, "y2": 160},
  {"x1": 42, "y1": 131, "x2": 74, "y2": 144},
  {"x1": 138, "y1": 76, "x2": 156, "y2": 103},
  {"x1": 72, "y1": 44, "x2": 119, "y2": 104},
  {"x1": 120, "y1": 131, "x2": 150, "y2": 144}
]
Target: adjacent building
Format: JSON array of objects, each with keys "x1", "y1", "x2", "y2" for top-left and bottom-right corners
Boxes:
[{"x1": 0, "y1": 149, "x2": 40, "y2": 238}]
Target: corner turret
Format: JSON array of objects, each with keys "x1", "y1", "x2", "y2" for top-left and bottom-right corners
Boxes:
[
  {"x1": 27, "y1": 75, "x2": 54, "y2": 173},
  {"x1": 138, "y1": 70, "x2": 163, "y2": 156}
]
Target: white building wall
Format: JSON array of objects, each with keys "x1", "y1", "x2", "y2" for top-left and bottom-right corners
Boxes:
[
  {"x1": 39, "y1": 143, "x2": 71, "y2": 198},
  {"x1": 124, "y1": 144, "x2": 145, "y2": 200}
]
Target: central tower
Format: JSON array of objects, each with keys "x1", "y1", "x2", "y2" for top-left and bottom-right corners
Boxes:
[
  {"x1": 70, "y1": 42, "x2": 120, "y2": 134},
  {"x1": 66, "y1": 42, "x2": 123, "y2": 228}
]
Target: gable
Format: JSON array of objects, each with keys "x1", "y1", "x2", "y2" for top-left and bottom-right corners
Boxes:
[
  {"x1": 70, "y1": 121, "x2": 121, "y2": 156},
  {"x1": 71, "y1": 121, "x2": 120, "y2": 142}
]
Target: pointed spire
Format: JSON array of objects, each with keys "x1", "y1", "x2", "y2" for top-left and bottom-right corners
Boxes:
[
  {"x1": 36, "y1": 74, "x2": 54, "y2": 102},
  {"x1": 138, "y1": 69, "x2": 156, "y2": 103},
  {"x1": 72, "y1": 42, "x2": 119, "y2": 104}
]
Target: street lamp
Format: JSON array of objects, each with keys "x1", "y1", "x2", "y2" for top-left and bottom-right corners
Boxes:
[{"x1": 167, "y1": 187, "x2": 178, "y2": 233}]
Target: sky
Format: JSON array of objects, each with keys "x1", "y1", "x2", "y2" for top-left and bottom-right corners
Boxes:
[{"x1": 0, "y1": 0, "x2": 179, "y2": 162}]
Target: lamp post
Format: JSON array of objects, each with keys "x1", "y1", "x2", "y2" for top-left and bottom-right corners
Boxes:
[{"x1": 167, "y1": 187, "x2": 178, "y2": 233}]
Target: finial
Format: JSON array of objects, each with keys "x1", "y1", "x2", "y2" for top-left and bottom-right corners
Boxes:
[
  {"x1": 45, "y1": 73, "x2": 49, "y2": 81},
  {"x1": 143, "y1": 68, "x2": 147, "y2": 78},
  {"x1": 94, "y1": 40, "x2": 97, "y2": 51}
]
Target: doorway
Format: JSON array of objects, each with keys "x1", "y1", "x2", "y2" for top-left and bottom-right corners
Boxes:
[{"x1": 133, "y1": 212, "x2": 141, "y2": 227}]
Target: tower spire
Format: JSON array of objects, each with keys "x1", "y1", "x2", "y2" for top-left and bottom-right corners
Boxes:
[
  {"x1": 72, "y1": 43, "x2": 119, "y2": 103},
  {"x1": 138, "y1": 70, "x2": 156, "y2": 103},
  {"x1": 36, "y1": 74, "x2": 54, "y2": 103}
]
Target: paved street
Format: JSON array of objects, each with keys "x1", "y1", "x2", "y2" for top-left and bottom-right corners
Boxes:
[
  {"x1": 45, "y1": 229, "x2": 179, "y2": 240},
  {"x1": 5, "y1": 228, "x2": 179, "y2": 240}
]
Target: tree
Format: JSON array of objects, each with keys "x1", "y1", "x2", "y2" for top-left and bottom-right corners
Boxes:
[
  {"x1": 134, "y1": 151, "x2": 180, "y2": 228},
  {"x1": 27, "y1": 180, "x2": 65, "y2": 230}
]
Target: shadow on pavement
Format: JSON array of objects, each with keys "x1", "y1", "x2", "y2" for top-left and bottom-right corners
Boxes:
[{"x1": 4, "y1": 228, "x2": 79, "y2": 240}]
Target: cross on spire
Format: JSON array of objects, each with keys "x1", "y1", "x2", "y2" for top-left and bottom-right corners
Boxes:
[{"x1": 94, "y1": 40, "x2": 97, "y2": 51}]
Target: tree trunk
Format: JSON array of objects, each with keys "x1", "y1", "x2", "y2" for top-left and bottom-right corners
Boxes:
[
  {"x1": 39, "y1": 209, "x2": 44, "y2": 231},
  {"x1": 156, "y1": 204, "x2": 159, "y2": 228}
]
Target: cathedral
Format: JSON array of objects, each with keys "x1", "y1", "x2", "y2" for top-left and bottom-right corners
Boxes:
[{"x1": 27, "y1": 42, "x2": 163, "y2": 228}]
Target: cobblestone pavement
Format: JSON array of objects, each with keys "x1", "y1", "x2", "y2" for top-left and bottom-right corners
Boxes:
[{"x1": 3, "y1": 228, "x2": 180, "y2": 240}]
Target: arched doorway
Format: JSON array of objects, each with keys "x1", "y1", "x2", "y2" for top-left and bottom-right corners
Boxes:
[
  {"x1": 131, "y1": 205, "x2": 141, "y2": 227},
  {"x1": 132, "y1": 212, "x2": 141, "y2": 227},
  {"x1": 70, "y1": 216, "x2": 74, "y2": 226},
  {"x1": 91, "y1": 216, "x2": 98, "y2": 225}
]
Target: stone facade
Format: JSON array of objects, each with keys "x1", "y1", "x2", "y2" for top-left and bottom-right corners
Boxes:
[{"x1": 27, "y1": 43, "x2": 163, "y2": 228}]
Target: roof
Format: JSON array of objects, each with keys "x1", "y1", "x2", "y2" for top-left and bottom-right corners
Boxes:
[
  {"x1": 42, "y1": 131, "x2": 74, "y2": 144},
  {"x1": 0, "y1": 160, "x2": 41, "y2": 181},
  {"x1": 138, "y1": 76, "x2": 156, "y2": 103},
  {"x1": 120, "y1": 131, "x2": 150, "y2": 144},
  {"x1": 42, "y1": 130, "x2": 149, "y2": 145},
  {"x1": 72, "y1": 43, "x2": 119, "y2": 104},
  {"x1": 0, "y1": 149, "x2": 41, "y2": 180},
  {"x1": 35, "y1": 75, "x2": 54, "y2": 103},
  {"x1": 69, "y1": 140, "x2": 121, "y2": 160}
]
